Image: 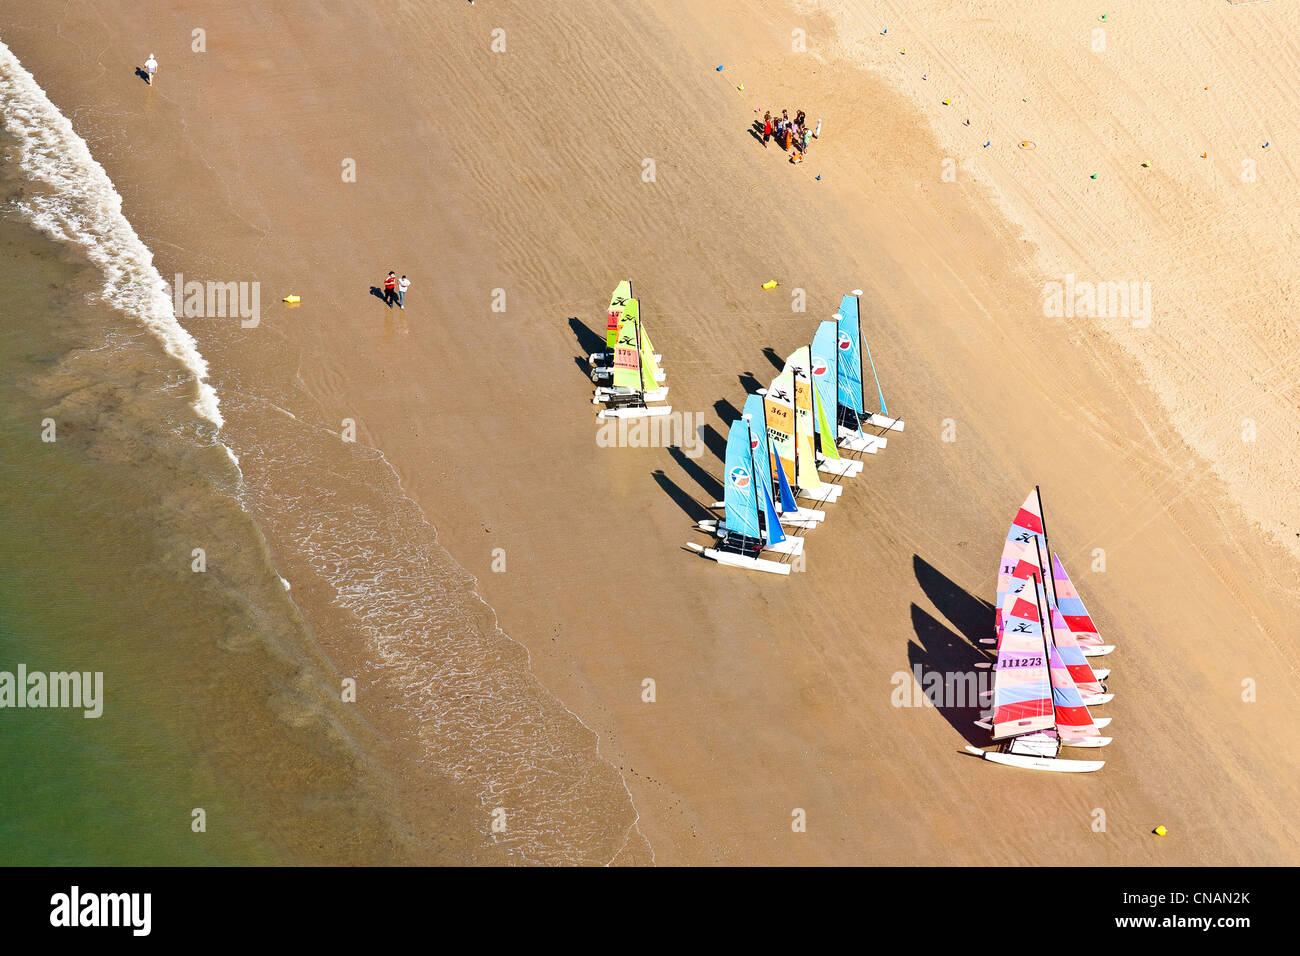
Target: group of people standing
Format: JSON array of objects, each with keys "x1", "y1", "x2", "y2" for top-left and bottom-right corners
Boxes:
[
  {"x1": 382, "y1": 271, "x2": 412, "y2": 309},
  {"x1": 761, "y1": 109, "x2": 821, "y2": 162}
]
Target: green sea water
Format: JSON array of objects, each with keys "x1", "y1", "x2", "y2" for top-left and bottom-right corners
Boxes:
[{"x1": 0, "y1": 165, "x2": 427, "y2": 865}]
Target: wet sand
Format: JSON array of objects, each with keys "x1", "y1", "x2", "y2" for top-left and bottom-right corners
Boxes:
[{"x1": 6, "y1": 0, "x2": 1298, "y2": 864}]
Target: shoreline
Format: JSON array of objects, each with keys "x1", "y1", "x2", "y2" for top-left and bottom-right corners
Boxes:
[{"x1": 4, "y1": 0, "x2": 1299, "y2": 864}]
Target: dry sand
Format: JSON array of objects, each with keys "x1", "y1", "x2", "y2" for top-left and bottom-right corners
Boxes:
[{"x1": 6, "y1": 0, "x2": 1299, "y2": 864}]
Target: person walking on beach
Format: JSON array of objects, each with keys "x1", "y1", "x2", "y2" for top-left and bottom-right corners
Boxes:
[
  {"x1": 802, "y1": 125, "x2": 812, "y2": 154},
  {"x1": 762, "y1": 112, "x2": 772, "y2": 147},
  {"x1": 144, "y1": 53, "x2": 158, "y2": 86},
  {"x1": 398, "y1": 274, "x2": 411, "y2": 309},
  {"x1": 383, "y1": 271, "x2": 398, "y2": 307}
]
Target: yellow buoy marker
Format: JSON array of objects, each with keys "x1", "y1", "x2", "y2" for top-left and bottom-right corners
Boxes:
[
  {"x1": 1154, "y1": 825, "x2": 1168, "y2": 837},
  {"x1": 283, "y1": 294, "x2": 301, "y2": 303},
  {"x1": 761, "y1": 280, "x2": 778, "y2": 290}
]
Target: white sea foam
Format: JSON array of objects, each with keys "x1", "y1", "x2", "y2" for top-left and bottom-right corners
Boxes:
[{"x1": 0, "y1": 39, "x2": 222, "y2": 428}]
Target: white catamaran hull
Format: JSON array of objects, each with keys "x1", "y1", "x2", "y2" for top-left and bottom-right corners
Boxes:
[
  {"x1": 685, "y1": 541, "x2": 791, "y2": 575},
  {"x1": 816, "y1": 457, "x2": 863, "y2": 478},
  {"x1": 837, "y1": 428, "x2": 886, "y2": 453},
  {"x1": 796, "y1": 485, "x2": 842, "y2": 503},
  {"x1": 694, "y1": 521, "x2": 803, "y2": 556},
  {"x1": 595, "y1": 405, "x2": 672, "y2": 420},
  {"x1": 1082, "y1": 692, "x2": 1114, "y2": 705},
  {"x1": 593, "y1": 386, "x2": 668, "y2": 403},
  {"x1": 1060, "y1": 736, "x2": 1113, "y2": 748},
  {"x1": 1080, "y1": 644, "x2": 1116, "y2": 657},
  {"x1": 964, "y1": 746, "x2": 1104, "y2": 773},
  {"x1": 866, "y1": 414, "x2": 905, "y2": 432}
]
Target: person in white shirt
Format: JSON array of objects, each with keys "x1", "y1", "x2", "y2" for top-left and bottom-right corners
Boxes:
[
  {"x1": 398, "y1": 275, "x2": 411, "y2": 309},
  {"x1": 143, "y1": 54, "x2": 158, "y2": 85}
]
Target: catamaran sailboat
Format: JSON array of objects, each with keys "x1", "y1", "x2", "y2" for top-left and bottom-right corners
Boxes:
[
  {"x1": 588, "y1": 279, "x2": 662, "y2": 373},
  {"x1": 835, "y1": 291, "x2": 903, "y2": 452},
  {"x1": 762, "y1": 367, "x2": 842, "y2": 505},
  {"x1": 966, "y1": 567, "x2": 1110, "y2": 772},
  {"x1": 593, "y1": 295, "x2": 671, "y2": 419},
  {"x1": 784, "y1": 344, "x2": 864, "y2": 478},
  {"x1": 687, "y1": 417, "x2": 800, "y2": 574},
  {"x1": 967, "y1": 487, "x2": 1115, "y2": 772}
]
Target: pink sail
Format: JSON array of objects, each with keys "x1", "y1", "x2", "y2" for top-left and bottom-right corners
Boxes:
[
  {"x1": 991, "y1": 582, "x2": 1054, "y2": 740},
  {"x1": 1051, "y1": 552, "x2": 1104, "y2": 647},
  {"x1": 1050, "y1": 607, "x2": 1104, "y2": 696},
  {"x1": 995, "y1": 489, "x2": 1046, "y2": 640},
  {"x1": 1047, "y1": 638, "x2": 1100, "y2": 739}
]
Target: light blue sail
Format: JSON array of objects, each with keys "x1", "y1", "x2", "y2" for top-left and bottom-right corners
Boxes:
[
  {"x1": 749, "y1": 425, "x2": 786, "y2": 548},
  {"x1": 741, "y1": 397, "x2": 787, "y2": 545},
  {"x1": 724, "y1": 418, "x2": 761, "y2": 539},
  {"x1": 860, "y1": 316, "x2": 889, "y2": 417},
  {"x1": 742, "y1": 395, "x2": 772, "y2": 498},
  {"x1": 835, "y1": 294, "x2": 865, "y2": 419},
  {"x1": 810, "y1": 320, "x2": 840, "y2": 446}
]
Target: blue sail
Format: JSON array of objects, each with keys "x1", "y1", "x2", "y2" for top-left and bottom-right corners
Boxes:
[
  {"x1": 835, "y1": 294, "x2": 865, "y2": 418},
  {"x1": 748, "y1": 393, "x2": 798, "y2": 513},
  {"x1": 742, "y1": 395, "x2": 772, "y2": 499},
  {"x1": 810, "y1": 320, "x2": 840, "y2": 446},
  {"x1": 773, "y1": 449, "x2": 798, "y2": 513},
  {"x1": 739, "y1": 401, "x2": 786, "y2": 545},
  {"x1": 760, "y1": 480, "x2": 785, "y2": 546},
  {"x1": 724, "y1": 419, "x2": 761, "y2": 539},
  {"x1": 860, "y1": 318, "x2": 888, "y2": 417}
]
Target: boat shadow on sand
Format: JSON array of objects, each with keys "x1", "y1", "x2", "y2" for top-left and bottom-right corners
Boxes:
[
  {"x1": 908, "y1": 556, "x2": 996, "y2": 748},
  {"x1": 667, "y1": 445, "x2": 722, "y2": 501},
  {"x1": 652, "y1": 468, "x2": 713, "y2": 523},
  {"x1": 568, "y1": 316, "x2": 605, "y2": 379}
]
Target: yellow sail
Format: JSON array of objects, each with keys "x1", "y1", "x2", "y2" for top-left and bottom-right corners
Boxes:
[
  {"x1": 606, "y1": 280, "x2": 632, "y2": 349},
  {"x1": 764, "y1": 369, "x2": 797, "y2": 486},
  {"x1": 638, "y1": 320, "x2": 662, "y2": 391},
  {"x1": 612, "y1": 299, "x2": 642, "y2": 390},
  {"x1": 816, "y1": 387, "x2": 841, "y2": 460},
  {"x1": 796, "y1": 430, "x2": 822, "y2": 490}
]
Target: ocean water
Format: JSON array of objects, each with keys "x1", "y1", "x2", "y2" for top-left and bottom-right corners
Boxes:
[{"x1": 0, "y1": 38, "x2": 638, "y2": 865}]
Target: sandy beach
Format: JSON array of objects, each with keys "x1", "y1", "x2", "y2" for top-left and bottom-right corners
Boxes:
[{"x1": 5, "y1": 0, "x2": 1299, "y2": 864}]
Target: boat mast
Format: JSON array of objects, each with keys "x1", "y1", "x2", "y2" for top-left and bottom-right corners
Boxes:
[
  {"x1": 1033, "y1": 567, "x2": 1061, "y2": 760},
  {"x1": 791, "y1": 373, "x2": 800, "y2": 493},
  {"x1": 635, "y1": 306, "x2": 645, "y2": 400},
  {"x1": 743, "y1": 414, "x2": 763, "y2": 540},
  {"x1": 1035, "y1": 484, "x2": 1059, "y2": 610}
]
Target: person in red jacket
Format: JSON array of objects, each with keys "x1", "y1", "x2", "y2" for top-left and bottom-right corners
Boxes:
[
  {"x1": 382, "y1": 271, "x2": 398, "y2": 307},
  {"x1": 762, "y1": 112, "x2": 773, "y2": 147}
]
